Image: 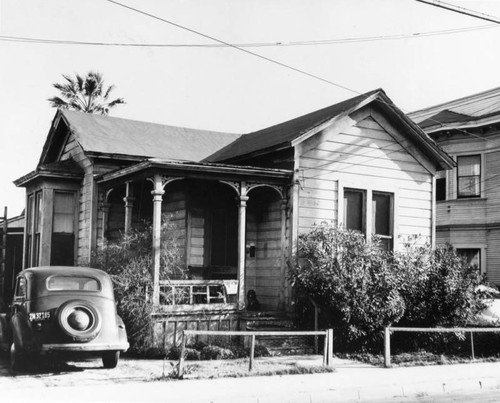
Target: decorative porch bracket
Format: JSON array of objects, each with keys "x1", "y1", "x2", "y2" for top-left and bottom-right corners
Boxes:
[{"x1": 147, "y1": 174, "x2": 183, "y2": 306}]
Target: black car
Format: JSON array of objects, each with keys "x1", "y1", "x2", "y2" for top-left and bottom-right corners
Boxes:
[{"x1": 0, "y1": 266, "x2": 129, "y2": 370}]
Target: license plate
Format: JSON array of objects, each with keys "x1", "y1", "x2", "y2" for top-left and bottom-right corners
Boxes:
[{"x1": 29, "y1": 311, "x2": 51, "y2": 322}]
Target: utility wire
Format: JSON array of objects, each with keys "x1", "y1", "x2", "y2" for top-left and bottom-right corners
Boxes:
[
  {"x1": 416, "y1": 0, "x2": 500, "y2": 24},
  {"x1": 0, "y1": 23, "x2": 495, "y2": 47},
  {"x1": 104, "y1": 0, "x2": 500, "y2": 152}
]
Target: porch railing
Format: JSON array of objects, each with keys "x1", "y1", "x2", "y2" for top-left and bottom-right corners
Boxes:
[{"x1": 159, "y1": 279, "x2": 238, "y2": 306}]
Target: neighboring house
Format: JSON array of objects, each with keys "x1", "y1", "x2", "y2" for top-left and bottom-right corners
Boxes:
[
  {"x1": 12, "y1": 89, "x2": 453, "y2": 345},
  {"x1": 0, "y1": 212, "x2": 24, "y2": 309},
  {"x1": 410, "y1": 87, "x2": 500, "y2": 283}
]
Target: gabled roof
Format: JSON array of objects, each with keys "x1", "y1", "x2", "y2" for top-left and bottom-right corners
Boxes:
[
  {"x1": 205, "y1": 90, "x2": 381, "y2": 163},
  {"x1": 206, "y1": 89, "x2": 454, "y2": 170},
  {"x1": 409, "y1": 87, "x2": 500, "y2": 132},
  {"x1": 40, "y1": 110, "x2": 242, "y2": 165}
]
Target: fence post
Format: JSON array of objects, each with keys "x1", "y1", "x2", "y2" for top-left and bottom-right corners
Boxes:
[
  {"x1": 384, "y1": 327, "x2": 391, "y2": 368},
  {"x1": 323, "y1": 330, "x2": 328, "y2": 366},
  {"x1": 327, "y1": 329, "x2": 333, "y2": 367},
  {"x1": 178, "y1": 331, "x2": 187, "y2": 378},
  {"x1": 249, "y1": 334, "x2": 256, "y2": 372},
  {"x1": 470, "y1": 331, "x2": 475, "y2": 360}
]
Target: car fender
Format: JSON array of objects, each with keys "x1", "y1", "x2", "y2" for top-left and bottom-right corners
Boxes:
[
  {"x1": 10, "y1": 312, "x2": 38, "y2": 353},
  {"x1": 0, "y1": 314, "x2": 12, "y2": 352},
  {"x1": 116, "y1": 315, "x2": 128, "y2": 349}
]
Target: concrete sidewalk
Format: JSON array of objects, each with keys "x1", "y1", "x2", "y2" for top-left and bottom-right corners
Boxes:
[{"x1": 2, "y1": 356, "x2": 500, "y2": 402}]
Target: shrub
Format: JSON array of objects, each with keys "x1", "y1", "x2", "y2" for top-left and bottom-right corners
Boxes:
[
  {"x1": 290, "y1": 223, "x2": 404, "y2": 348},
  {"x1": 200, "y1": 345, "x2": 235, "y2": 360},
  {"x1": 393, "y1": 239, "x2": 486, "y2": 327},
  {"x1": 90, "y1": 215, "x2": 185, "y2": 355},
  {"x1": 289, "y1": 223, "x2": 487, "y2": 350}
]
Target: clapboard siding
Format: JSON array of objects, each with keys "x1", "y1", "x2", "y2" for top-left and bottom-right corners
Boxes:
[
  {"x1": 253, "y1": 197, "x2": 282, "y2": 311},
  {"x1": 297, "y1": 114, "x2": 434, "y2": 249},
  {"x1": 487, "y1": 229, "x2": 500, "y2": 284}
]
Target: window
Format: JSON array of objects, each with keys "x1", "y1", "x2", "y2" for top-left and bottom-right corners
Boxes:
[
  {"x1": 344, "y1": 189, "x2": 366, "y2": 233},
  {"x1": 343, "y1": 188, "x2": 394, "y2": 251},
  {"x1": 14, "y1": 277, "x2": 27, "y2": 299},
  {"x1": 372, "y1": 192, "x2": 394, "y2": 251},
  {"x1": 435, "y1": 170, "x2": 446, "y2": 201},
  {"x1": 457, "y1": 248, "x2": 481, "y2": 271},
  {"x1": 26, "y1": 191, "x2": 42, "y2": 267},
  {"x1": 457, "y1": 155, "x2": 481, "y2": 198},
  {"x1": 47, "y1": 276, "x2": 100, "y2": 291},
  {"x1": 51, "y1": 191, "x2": 76, "y2": 266}
]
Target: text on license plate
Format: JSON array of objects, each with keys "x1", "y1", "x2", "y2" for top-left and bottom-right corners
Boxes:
[{"x1": 29, "y1": 311, "x2": 51, "y2": 321}]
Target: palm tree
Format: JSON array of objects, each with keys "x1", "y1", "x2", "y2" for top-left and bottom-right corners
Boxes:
[{"x1": 48, "y1": 71, "x2": 125, "y2": 115}]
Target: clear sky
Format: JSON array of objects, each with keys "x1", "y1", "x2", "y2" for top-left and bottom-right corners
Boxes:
[{"x1": 1, "y1": 0, "x2": 500, "y2": 217}]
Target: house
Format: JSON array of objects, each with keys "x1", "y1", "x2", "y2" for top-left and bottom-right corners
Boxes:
[
  {"x1": 410, "y1": 87, "x2": 500, "y2": 284},
  {"x1": 0, "y1": 212, "x2": 24, "y2": 310},
  {"x1": 12, "y1": 89, "x2": 453, "y2": 345}
]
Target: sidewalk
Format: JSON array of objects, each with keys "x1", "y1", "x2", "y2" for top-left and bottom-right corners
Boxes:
[{"x1": 2, "y1": 355, "x2": 500, "y2": 402}]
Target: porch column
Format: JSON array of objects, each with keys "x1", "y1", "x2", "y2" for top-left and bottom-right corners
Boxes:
[
  {"x1": 238, "y1": 182, "x2": 249, "y2": 310},
  {"x1": 279, "y1": 198, "x2": 288, "y2": 310},
  {"x1": 123, "y1": 181, "x2": 135, "y2": 234},
  {"x1": 99, "y1": 202, "x2": 111, "y2": 247},
  {"x1": 151, "y1": 174, "x2": 165, "y2": 306}
]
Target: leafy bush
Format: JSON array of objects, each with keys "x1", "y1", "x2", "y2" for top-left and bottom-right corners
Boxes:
[
  {"x1": 290, "y1": 223, "x2": 404, "y2": 348},
  {"x1": 200, "y1": 345, "x2": 235, "y2": 360},
  {"x1": 90, "y1": 215, "x2": 185, "y2": 355},
  {"x1": 393, "y1": 238, "x2": 486, "y2": 327},
  {"x1": 289, "y1": 223, "x2": 486, "y2": 350}
]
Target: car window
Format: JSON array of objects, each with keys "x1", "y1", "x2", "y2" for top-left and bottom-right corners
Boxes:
[
  {"x1": 14, "y1": 277, "x2": 27, "y2": 299},
  {"x1": 46, "y1": 276, "x2": 100, "y2": 291}
]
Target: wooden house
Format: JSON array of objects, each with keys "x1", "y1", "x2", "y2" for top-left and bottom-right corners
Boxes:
[
  {"x1": 13, "y1": 89, "x2": 453, "y2": 345},
  {"x1": 410, "y1": 87, "x2": 500, "y2": 284}
]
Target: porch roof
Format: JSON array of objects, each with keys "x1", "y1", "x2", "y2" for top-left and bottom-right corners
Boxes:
[{"x1": 96, "y1": 158, "x2": 293, "y2": 187}]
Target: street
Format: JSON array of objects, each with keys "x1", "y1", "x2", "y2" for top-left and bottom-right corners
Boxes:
[{"x1": 3, "y1": 354, "x2": 500, "y2": 402}]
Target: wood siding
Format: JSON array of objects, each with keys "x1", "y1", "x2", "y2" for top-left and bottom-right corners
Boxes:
[
  {"x1": 297, "y1": 110, "x2": 434, "y2": 250},
  {"x1": 433, "y1": 131, "x2": 500, "y2": 285}
]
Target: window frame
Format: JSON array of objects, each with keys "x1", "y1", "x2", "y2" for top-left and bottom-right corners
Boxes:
[
  {"x1": 340, "y1": 185, "x2": 395, "y2": 251},
  {"x1": 456, "y1": 154, "x2": 481, "y2": 199}
]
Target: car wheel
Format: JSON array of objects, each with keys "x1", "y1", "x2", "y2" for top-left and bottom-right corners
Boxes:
[
  {"x1": 57, "y1": 300, "x2": 102, "y2": 342},
  {"x1": 10, "y1": 343, "x2": 26, "y2": 371},
  {"x1": 102, "y1": 351, "x2": 120, "y2": 369}
]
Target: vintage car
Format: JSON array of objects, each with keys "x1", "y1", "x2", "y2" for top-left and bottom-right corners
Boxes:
[{"x1": 0, "y1": 266, "x2": 129, "y2": 370}]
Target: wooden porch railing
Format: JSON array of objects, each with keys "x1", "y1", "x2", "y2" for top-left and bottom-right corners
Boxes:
[{"x1": 159, "y1": 279, "x2": 238, "y2": 306}]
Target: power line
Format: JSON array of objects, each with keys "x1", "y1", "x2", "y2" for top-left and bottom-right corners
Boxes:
[
  {"x1": 416, "y1": 0, "x2": 500, "y2": 24},
  {"x1": 0, "y1": 23, "x2": 495, "y2": 48},
  {"x1": 104, "y1": 0, "x2": 500, "y2": 151}
]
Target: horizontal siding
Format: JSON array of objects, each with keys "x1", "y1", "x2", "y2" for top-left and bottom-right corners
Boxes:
[{"x1": 298, "y1": 115, "x2": 433, "y2": 248}]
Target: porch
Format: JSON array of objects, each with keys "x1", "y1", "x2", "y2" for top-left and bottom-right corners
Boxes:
[{"x1": 96, "y1": 160, "x2": 294, "y2": 330}]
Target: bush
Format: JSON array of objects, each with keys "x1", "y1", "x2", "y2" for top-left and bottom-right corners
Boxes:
[
  {"x1": 393, "y1": 239, "x2": 486, "y2": 327},
  {"x1": 90, "y1": 215, "x2": 185, "y2": 355},
  {"x1": 200, "y1": 345, "x2": 235, "y2": 360},
  {"x1": 289, "y1": 223, "x2": 487, "y2": 350},
  {"x1": 290, "y1": 224, "x2": 404, "y2": 349}
]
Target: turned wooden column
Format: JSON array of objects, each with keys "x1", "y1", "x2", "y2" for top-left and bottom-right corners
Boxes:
[
  {"x1": 151, "y1": 175, "x2": 165, "y2": 306},
  {"x1": 237, "y1": 182, "x2": 249, "y2": 310}
]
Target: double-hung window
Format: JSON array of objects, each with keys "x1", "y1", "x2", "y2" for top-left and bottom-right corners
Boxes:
[
  {"x1": 344, "y1": 188, "x2": 394, "y2": 251},
  {"x1": 457, "y1": 155, "x2": 481, "y2": 198}
]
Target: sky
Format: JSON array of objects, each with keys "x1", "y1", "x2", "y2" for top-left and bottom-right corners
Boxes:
[{"x1": 1, "y1": 0, "x2": 500, "y2": 217}]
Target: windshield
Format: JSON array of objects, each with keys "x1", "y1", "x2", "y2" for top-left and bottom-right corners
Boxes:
[{"x1": 46, "y1": 276, "x2": 100, "y2": 292}]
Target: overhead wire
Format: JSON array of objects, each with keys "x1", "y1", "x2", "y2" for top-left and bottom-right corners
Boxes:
[
  {"x1": 0, "y1": 23, "x2": 496, "y2": 47},
  {"x1": 102, "y1": 0, "x2": 500, "y2": 191}
]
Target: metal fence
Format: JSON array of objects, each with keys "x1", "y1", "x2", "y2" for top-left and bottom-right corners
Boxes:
[
  {"x1": 177, "y1": 329, "x2": 333, "y2": 378},
  {"x1": 384, "y1": 326, "x2": 500, "y2": 367}
]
